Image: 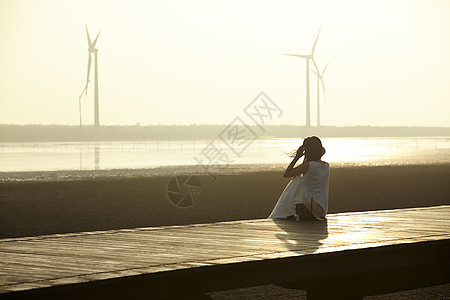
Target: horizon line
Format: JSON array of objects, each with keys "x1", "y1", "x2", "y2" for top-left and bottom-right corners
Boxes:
[{"x1": 1, "y1": 124, "x2": 450, "y2": 129}]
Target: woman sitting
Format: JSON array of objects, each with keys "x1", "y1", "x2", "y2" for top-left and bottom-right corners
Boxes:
[{"x1": 269, "y1": 136, "x2": 330, "y2": 221}]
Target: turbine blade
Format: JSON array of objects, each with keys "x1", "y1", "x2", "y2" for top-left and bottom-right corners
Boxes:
[
  {"x1": 320, "y1": 63, "x2": 329, "y2": 91},
  {"x1": 79, "y1": 86, "x2": 86, "y2": 99},
  {"x1": 284, "y1": 53, "x2": 310, "y2": 59},
  {"x1": 85, "y1": 25, "x2": 92, "y2": 47},
  {"x1": 322, "y1": 63, "x2": 329, "y2": 76},
  {"x1": 311, "y1": 58, "x2": 321, "y2": 77},
  {"x1": 321, "y1": 78, "x2": 327, "y2": 104},
  {"x1": 311, "y1": 26, "x2": 321, "y2": 54},
  {"x1": 92, "y1": 31, "x2": 101, "y2": 48},
  {"x1": 311, "y1": 58, "x2": 325, "y2": 91},
  {"x1": 309, "y1": 68, "x2": 318, "y2": 76},
  {"x1": 85, "y1": 52, "x2": 92, "y2": 95}
]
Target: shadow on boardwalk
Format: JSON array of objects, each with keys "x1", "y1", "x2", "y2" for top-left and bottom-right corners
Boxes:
[{"x1": 273, "y1": 219, "x2": 329, "y2": 254}]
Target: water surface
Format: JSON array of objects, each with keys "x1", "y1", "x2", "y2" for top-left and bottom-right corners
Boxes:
[{"x1": 1, "y1": 137, "x2": 449, "y2": 180}]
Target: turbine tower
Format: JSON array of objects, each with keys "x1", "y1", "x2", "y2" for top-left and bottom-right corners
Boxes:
[
  {"x1": 284, "y1": 28, "x2": 321, "y2": 128},
  {"x1": 82, "y1": 25, "x2": 101, "y2": 129},
  {"x1": 311, "y1": 63, "x2": 328, "y2": 127}
]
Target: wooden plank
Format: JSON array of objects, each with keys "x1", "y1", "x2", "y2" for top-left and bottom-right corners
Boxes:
[{"x1": 0, "y1": 205, "x2": 449, "y2": 298}]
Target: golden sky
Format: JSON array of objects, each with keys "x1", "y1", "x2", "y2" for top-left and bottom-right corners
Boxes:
[{"x1": 0, "y1": 0, "x2": 449, "y2": 126}]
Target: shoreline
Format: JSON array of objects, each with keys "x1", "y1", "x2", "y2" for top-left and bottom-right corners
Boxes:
[
  {"x1": 0, "y1": 163, "x2": 286, "y2": 182},
  {"x1": 1, "y1": 161, "x2": 449, "y2": 182}
]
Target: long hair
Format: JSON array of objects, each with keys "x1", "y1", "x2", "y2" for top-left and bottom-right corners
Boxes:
[
  {"x1": 289, "y1": 136, "x2": 325, "y2": 162},
  {"x1": 303, "y1": 136, "x2": 325, "y2": 162}
]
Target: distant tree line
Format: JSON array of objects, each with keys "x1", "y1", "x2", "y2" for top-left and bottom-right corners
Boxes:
[{"x1": 0, "y1": 124, "x2": 448, "y2": 142}]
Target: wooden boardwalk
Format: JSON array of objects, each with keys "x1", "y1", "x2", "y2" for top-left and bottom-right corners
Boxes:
[{"x1": 0, "y1": 205, "x2": 449, "y2": 299}]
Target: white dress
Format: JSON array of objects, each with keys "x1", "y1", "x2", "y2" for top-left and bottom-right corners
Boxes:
[{"x1": 269, "y1": 161, "x2": 330, "y2": 220}]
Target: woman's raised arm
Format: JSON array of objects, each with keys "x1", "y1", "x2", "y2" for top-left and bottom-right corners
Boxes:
[{"x1": 283, "y1": 146, "x2": 310, "y2": 178}]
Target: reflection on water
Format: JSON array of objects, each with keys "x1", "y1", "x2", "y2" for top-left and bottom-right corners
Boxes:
[
  {"x1": 95, "y1": 147, "x2": 100, "y2": 170},
  {"x1": 0, "y1": 137, "x2": 449, "y2": 173}
]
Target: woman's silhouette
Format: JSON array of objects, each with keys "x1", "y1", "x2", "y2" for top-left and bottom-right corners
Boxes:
[{"x1": 269, "y1": 136, "x2": 330, "y2": 221}]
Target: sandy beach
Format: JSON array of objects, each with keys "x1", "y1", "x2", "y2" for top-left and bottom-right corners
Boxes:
[
  {"x1": 1, "y1": 164, "x2": 449, "y2": 298},
  {"x1": 1, "y1": 164, "x2": 449, "y2": 238}
]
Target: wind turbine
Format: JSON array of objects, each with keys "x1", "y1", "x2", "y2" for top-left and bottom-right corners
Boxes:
[
  {"x1": 310, "y1": 63, "x2": 328, "y2": 127},
  {"x1": 284, "y1": 28, "x2": 321, "y2": 128},
  {"x1": 81, "y1": 25, "x2": 101, "y2": 129}
]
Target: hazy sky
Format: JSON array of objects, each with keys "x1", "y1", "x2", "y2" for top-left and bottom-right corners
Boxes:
[{"x1": 0, "y1": 0, "x2": 449, "y2": 126}]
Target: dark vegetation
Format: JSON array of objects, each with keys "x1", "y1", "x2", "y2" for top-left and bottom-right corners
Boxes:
[{"x1": 1, "y1": 124, "x2": 449, "y2": 142}]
